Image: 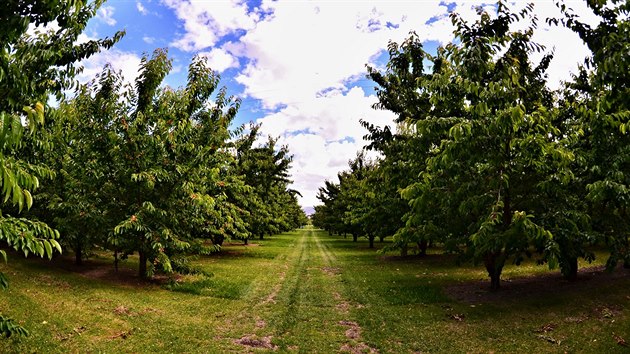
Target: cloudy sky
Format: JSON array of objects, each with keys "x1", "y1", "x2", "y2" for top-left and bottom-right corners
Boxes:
[{"x1": 79, "y1": 0, "x2": 596, "y2": 208}]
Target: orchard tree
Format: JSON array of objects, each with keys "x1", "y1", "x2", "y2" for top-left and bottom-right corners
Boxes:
[
  {"x1": 314, "y1": 180, "x2": 344, "y2": 235},
  {"x1": 365, "y1": 33, "x2": 460, "y2": 257},
  {"x1": 235, "y1": 125, "x2": 301, "y2": 242},
  {"x1": 28, "y1": 68, "x2": 127, "y2": 265},
  {"x1": 113, "y1": 51, "x2": 246, "y2": 277},
  {"x1": 360, "y1": 121, "x2": 431, "y2": 255},
  {"x1": 557, "y1": 0, "x2": 630, "y2": 269},
  {"x1": 56, "y1": 50, "x2": 245, "y2": 278},
  {"x1": 0, "y1": 0, "x2": 122, "y2": 336},
  {"x1": 397, "y1": 3, "x2": 573, "y2": 290},
  {"x1": 338, "y1": 153, "x2": 376, "y2": 246},
  {"x1": 315, "y1": 155, "x2": 374, "y2": 243}
]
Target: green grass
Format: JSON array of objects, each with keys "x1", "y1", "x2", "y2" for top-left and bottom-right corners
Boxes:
[{"x1": 0, "y1": 228, "x2": 628, "y2": 353}]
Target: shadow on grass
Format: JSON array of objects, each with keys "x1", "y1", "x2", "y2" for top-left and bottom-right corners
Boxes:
[{"x1": 446, "y1": 264, "x2": 630, "y2": 306}]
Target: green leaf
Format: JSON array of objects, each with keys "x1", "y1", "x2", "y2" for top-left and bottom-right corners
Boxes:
[
  {"x1": 50, "y1": 239, "x2": 62, "y2": 253},
  {"x1": 43, "y1": 240, "x2": 52, "y2": 259}
]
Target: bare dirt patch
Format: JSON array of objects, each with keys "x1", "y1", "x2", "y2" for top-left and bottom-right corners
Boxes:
[
  {"x1": 255, "y1": 318, "x2": 267, "y2": 328},
  {"x1": 446, "y1": 265, "x2": 630, "y2": 304},
  {"x1": 234, "y1": 335, "x2": 278, "y2": 350},
  {"x1": 54, "y1": 325, "x2": 87, "y2": 342},
  {"x1": 109, "y1": 329, "x2": 132, "y2": 340},
  {"x1": 338, "y1": 321, "x2": 379, "y2": 353},
  {"x1": 113, "y1": 305, "x2": 132, "y2": 316},
  {"x1": 338, "y1": 321, "x2": 362, "y2": 340},
  {"x1": 336, "y1": 301, "x2": 351, "y2": 314},
  {"x1": 321, "y1": 266, "x2": 341, "y2": 275},
  {"x1": 340, "y1": 342, "x2": 379, "y2": 354},
  {"x1": 262, "y1": 285, "x2": 280, "y2": 305}
]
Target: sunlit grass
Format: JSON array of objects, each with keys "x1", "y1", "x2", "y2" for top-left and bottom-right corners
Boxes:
[{"x1": 0, "y1": 228, "x2": 627, "y2": 353}]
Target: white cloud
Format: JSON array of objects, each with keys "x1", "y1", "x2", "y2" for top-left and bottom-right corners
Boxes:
[
  {"x1": 163, "y1": 0, "x2": 259, "y2": 51},
  {"x1": 199, "y1": 47, "x2": 239, "y2": 73},
  {"x1": 97, "y1": 6, "x2": 117, "y2": 26},
  {"x1": 76, "y1": 49, "x2": 143, "y2": 88},
  {"x1": 143, "y1": 36, "x2": 156, "y2": 44},
  {"x1": 137, "y1": 1, "x2": 148, "y2": 15},
  {"x1": 522, "y1": 1, "x2": 599, "y2": 89},
  {"x1": 235, "y1": 1, "x2": 451, "y2": 109}
]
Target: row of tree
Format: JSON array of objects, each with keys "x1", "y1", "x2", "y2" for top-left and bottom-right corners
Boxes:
[
  {"x1": 313, "y1": 1, "x2": 630, "y2": 290},
  {"x1": 2, "y1": 0, "x2": 306, "y2": 336},
  {"x1": 23, "y1": 49, "x2": 307, "y2": 278}
]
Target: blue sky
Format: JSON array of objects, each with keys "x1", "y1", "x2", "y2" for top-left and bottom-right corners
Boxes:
[{"x1": 79, "y1": 0, "x2": 595, "y2": 207}]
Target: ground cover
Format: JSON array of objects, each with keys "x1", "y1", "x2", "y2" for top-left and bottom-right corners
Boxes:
[{"x1": 0, "y1": 228, "x2": 628, "y2": 353}]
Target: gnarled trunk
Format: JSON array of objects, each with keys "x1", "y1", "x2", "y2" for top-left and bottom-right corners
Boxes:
[
  {"x1": 368, "y1": 235, "x2": 375, "y2": 249},
  {"x1": 484, "y1": 251, "x2": 504, "y2": 291},
  {"x1": 352, "y1": 233, "x2": 358, "y2": 242}
]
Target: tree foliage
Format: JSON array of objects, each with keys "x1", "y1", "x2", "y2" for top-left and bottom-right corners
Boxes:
[
  {"x1": 558, "y1": 0, "x2": 630, "y2": 269},
  {"x1": 0, "y1": 0, "x2": 123, "y2": 337},
  {"x1": 314, "y1": 1, "x2": 630, "y2": 291}
]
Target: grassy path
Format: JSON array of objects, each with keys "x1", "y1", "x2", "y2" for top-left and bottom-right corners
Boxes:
[{"x1": 239, "y1": 227, "x2": 375, "y2": 352}]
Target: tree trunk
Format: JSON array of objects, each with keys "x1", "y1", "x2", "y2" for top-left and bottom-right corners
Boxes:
[
  {"x1": 565, "y1": 257, "x2": 579, "y2": 281},
  {"x1": 379, "y1": 236, "x2": 385, "y2": 243},
  {"x1": 352, "y1": 233, "x2": 358, "y2": 242},
  {"x1": 74, "y1": 244, "x2": 83, "y2": 266},
  {"x1": 485, "y1": 168, "x2": 510, "y2": 291},
  {"x1": 244, "y1": 238, "x2": 248, "y2": 245},
  {"x1": 138, "y1": 250, "x2": 147, "y2": 279},
  {"x1": 114, "y1": 250, "x2": 119, "y2": 272},
  {"x1": 259, "y1": 234, "x2": 264, "y2": 240},
  {"x1": 400, "y1": 243, "x2": 408, "y2": 257},
  {"x1": 624, "y1": 258, "x2": 630, "y2": 269},
  {"x1": 417, "y1": 240, "x2": 428, "y2": 256},
  {"x1": 213, "y1": 234, "x2": 225, "y2": 246},
  {"x1": 484, "y1": 252, "x2": 504, "y2": 291},
  {"x1": 368, "y1": 235, "x2": 374, "y2": 249}
]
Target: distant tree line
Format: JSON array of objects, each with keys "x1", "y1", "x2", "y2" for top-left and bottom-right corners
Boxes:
[{"x1": 312, "y1": 1, "x2": 630, "y2": 290}]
